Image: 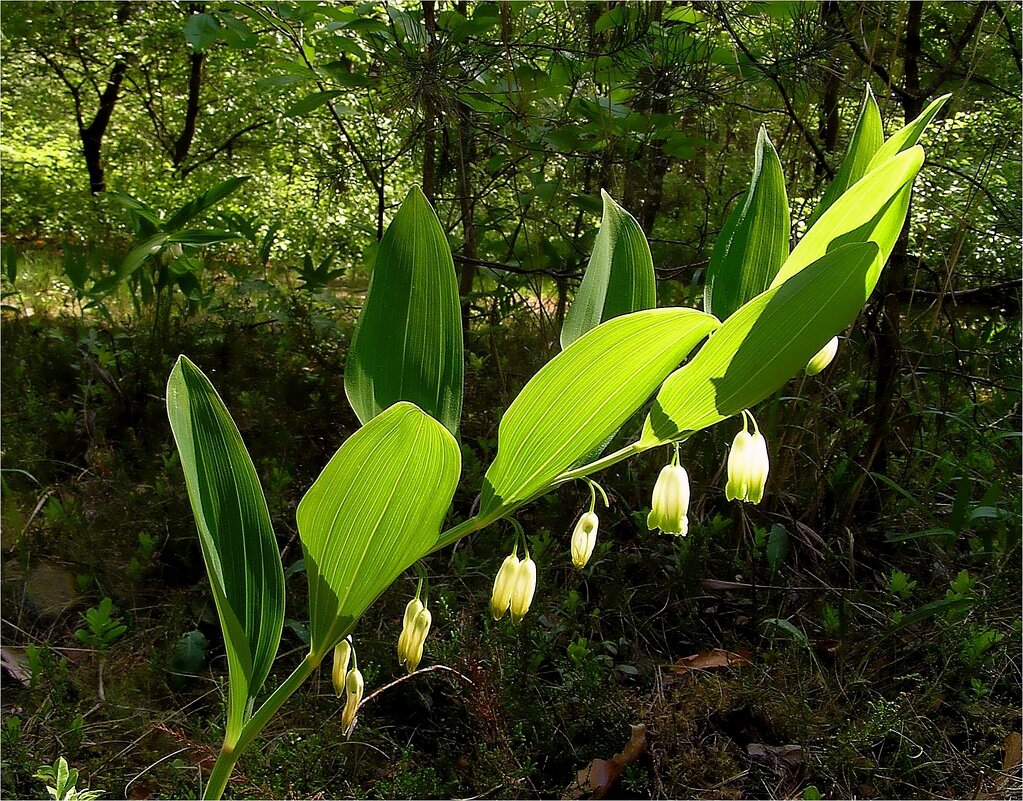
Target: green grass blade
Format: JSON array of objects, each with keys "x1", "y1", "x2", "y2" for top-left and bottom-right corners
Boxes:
[
  {"x1": 704, "y1": 125, "x2": 789, "y2": 320},
  {"x1": 561, "y1": 190, "x2": 656, "y2": 348},
  {"x1": 806, "y1": 84, "x2": 884, "y2": 229},
  {"x1": 166, "y1": 356, "x2": 285, "y2": 740},
  {"x1": 771, "y1": 146, "x2": 924, "y2": 289},
  {"x1": 344, "y1": 186, "x2": 464, "y2": 436},
  {"x1": 641, "y1": 243, "x2": 880, "y2": 445},
  {"x1": 483, "y1": 307, "x2": 718, "y2": 515},
  {"x1": 297, "y1": 402, "x2": 461, "y2": 654}
]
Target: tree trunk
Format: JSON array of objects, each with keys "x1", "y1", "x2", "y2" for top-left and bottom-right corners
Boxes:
[
  {"x1": 172, "y1": 50, "x2": 205, "y2": 167},
  {"x1": 80, "y1": 3, "x2": 132, "y2": 194}
]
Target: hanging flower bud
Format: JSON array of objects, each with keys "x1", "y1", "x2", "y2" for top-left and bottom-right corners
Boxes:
[
  {"x1": 331, "y1": 637, "x2": 352, "y2": 698},
  {"x1": 397, "y1": 597, "x2": 424, "y2": 667},
  {"x1": 509, "y1": 556, "x2": 537, "y2": 624},
  {"x1": 341, "y1": 667, "x2": 364, "y2": 736},
  {"x1": 725, "y1": 429, "x2": 770, "y2": 504},
  {"x1": 402, "y1": 607, "x2": 432, "y2": 674},
  {"x1": 490, "y1": 552, "x2": 520, "y2": 620},
  {"x1": 805, "y1": 336, "x2": 839, "y2": 376},
  {"x1": 571, "y1": 512, "x2": 599, "y2": 569},
  {"x1": 647, "y1": 464, "x2": 691, "y2": 536}
]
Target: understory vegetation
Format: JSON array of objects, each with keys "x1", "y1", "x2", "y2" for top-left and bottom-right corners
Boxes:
[{"x1": 2, "y1": 2, "x2": 1020, "y2": 800}]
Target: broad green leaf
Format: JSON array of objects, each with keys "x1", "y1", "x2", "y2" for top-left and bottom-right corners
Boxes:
[
  {"x1": 164, "y1": 176, "x2": 250, "y2": 232},
  {"x1": 482, "y1": 307, "x2": 718, "y2": 515},
  {"x1": 867, "y1": 94, "x2": 950, "y2": 172},
  {"x1": 641, "y1": 243, "x2": 879, "y2": 446},
  {"x1": 118, "y1": 234, "x2": 169, "y2": 280},
  {"x1": 561, "y1": 190, "x2": 656, "y2": 349},
  {"x1": 285, "y1": 90, "x2": 344, "y2": 117},
  {"x1": 704, "y1": 125, "x2": 789, "y2": 320},
  {"x1": 771, "y1": 147, "x2": 923, "y2": 289},
  {"x1": 345, "y1": 186, "x2": 464, "y2": 436},
  {"x1": 166, "y1": 356, "x2": 285, "y2": 741},
  {"x1": 297, "y1": 402, "x2": 460, "y2": 654},
  {"x1": 183, "y1": 12, "x2": 222, "y2": 52},
  {"x1": 806, "y1": 84, "x2": 883, "y2": 228}
]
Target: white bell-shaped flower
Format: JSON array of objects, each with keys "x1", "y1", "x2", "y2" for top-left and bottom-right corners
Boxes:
[
  {"x1": 725, "y1": 429, "x2": 770, "y2": 504},
  {"x1": 806, "y1": 336, "x2": 839, "y2": 376},
  {"x1": 647, "y1": 463, "x2": 690, "y2": 536},
  {"x1": 571, "y1": 512, "x2": 599, "y2": 569}
]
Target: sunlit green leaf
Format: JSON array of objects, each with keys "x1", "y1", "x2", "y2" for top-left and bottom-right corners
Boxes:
[
  {"x1": 166, "y1": 356, "x2": 285, "y2": 742},
  {"x1": 345, "y1": 185, "x2": 464, "y2": 436},
  {"x1": 641, "y1": 243, "x2": 879, "y2": 445},
  {"x1": 561, "y1": 190, "x2": 656, "y2": 348},
  {"x1": 704, "y1": 125, "x2": 789, "y2": 320},
  {"x1": 297, "y1": 402, "x2": 460, "y2": 654},
  {"x1": 164, "y1": 176, "x2": 250, "y2": 232},
  {"x1": 806, "y1": 84, "x2": 883, "y2": 228},
  {"x1": 771, "y1": 147, "x2": 923, "y2": 289},
  {"x1": 867, "y1": 94, "x2": 950, "y2": 172},
  {"x1": 483, "y1": 308, "x2": 718, "y2": 514}
]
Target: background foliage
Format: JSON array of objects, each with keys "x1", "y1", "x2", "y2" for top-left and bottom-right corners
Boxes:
[{"x1": 2, "y1": 2, "x2": 1020, "y2": 799}]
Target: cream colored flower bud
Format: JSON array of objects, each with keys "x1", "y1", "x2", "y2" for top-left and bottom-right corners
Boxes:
[
  {"x1": 167, "y1": 242, "x2": 184, "y2": 260},
  {"x1": 725, "y1": 430, "x2": 770, "y2": 504},
  {"x1": 341, "y1": 667, "x2": 364, "y2": 736},
  {"x1": 331, "y1": 638, "x2": 352, "y2": 698},
  {"x1": 647, "y1": 464, "x2": 690, "y2": 536},
  {"x1": 571, "y1": 512, "x2": 599, "y2": 569},
  {"x1": 806, "y1": 336, "x2": 839, "y2": 376},
  {"x1": 403, "y1": 607, "x2": 432, "y2": 674},
  {"x1": 397, "y1": 597, "x2": 424, "y2": 667},
  {"x1": 490, "y1": 553, "x2": 520, "y2": 620},
  {"x1": 509, "y1": 557, "x2": 537, "y2": 624}
]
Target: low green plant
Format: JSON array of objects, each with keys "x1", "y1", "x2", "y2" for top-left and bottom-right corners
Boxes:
[
  {"x1": 165, "y1": 93, "x2": 948, "y2": 798},
  {"x1": 33, "y1": 757, "x2": 102, "y2": 801},
  {"x1": 74, "y1": 597, "x2": 126, "y2": 650}
]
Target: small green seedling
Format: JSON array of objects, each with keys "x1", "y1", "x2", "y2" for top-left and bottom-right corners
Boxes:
[
  {"x1": 75, "y1": 597, "x2": 126, "y2": 650},
  {"x1": 34, "y1": 757, "x2": 102, "y2": 801}
]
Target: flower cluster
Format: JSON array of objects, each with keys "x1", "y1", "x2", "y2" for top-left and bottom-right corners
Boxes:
[
  {"x1": 332, "y1": 637, "x2": 363, "y2": 736},
  {"x1": 490, "y1": 546, "x2": 536, "y2": 624},
  {"x1": 397, "y1": 595, "x2": 432, "y2": 674}
]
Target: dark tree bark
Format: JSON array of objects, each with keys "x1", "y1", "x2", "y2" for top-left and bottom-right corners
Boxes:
[
  {"x1": 172, "y1": 50, "x2": 205, "y2": 167},
  {"x1": 76, "y1": 3, "x2": 134, "y2": 194}
]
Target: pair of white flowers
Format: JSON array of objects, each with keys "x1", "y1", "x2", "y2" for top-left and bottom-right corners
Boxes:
[
  {"x1": 397, "y1": 595, "x2": 432, "y2": 674},
  {"x1": 646, "y1": 413, "x2": 771, "y2": 536},
  {"x1": 331, "y1": 637, "x2": 363, "y2": 736},
  {"x1": 490, "y1": 546, "x2": 537, "y2": 623}
]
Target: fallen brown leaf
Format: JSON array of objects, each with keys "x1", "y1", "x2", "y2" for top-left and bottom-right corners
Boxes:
[
  {"x1": 1000, "y1": 732, "x2": 1022, "y2": 788},
  {"x1": 564, "y1": 723, "x2": 647, "y2": 799},
  {"x1": 671, "y1": 648, "x2": 752, "y2": 674}
]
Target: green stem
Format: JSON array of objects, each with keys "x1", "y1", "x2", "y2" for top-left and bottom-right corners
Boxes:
[
  {"x1": 431, "y1": 442, "x2": 650, "y2": 554},
  {"x1": 202, "y1": 653, "x2": 320, "y2": 800}
]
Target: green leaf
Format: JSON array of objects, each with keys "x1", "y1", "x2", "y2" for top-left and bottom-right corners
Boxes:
[
  {"x1": 166, "y1": 356, "x2": 285, "y2": 741},
  {"x1": 642, "y1": 243, "x2": 879, "y2": 445},
  {"x1": 770, "y1": 147, "x2": 924, "y2": 289},
  {"x1": 164, "y1": 176, "x2": 250, "y2": 232},
  {"x1": 297, "y1": 402, "x2": 460, "y2": 654},
  {"x1": 561, "y1": 190, "x2": 656, "y2": 348},
  {"x1": 806, "y1": 84, "x2": 883, "y2": 228},
  {"x1": 183, "y1": 12, "x2": 222, "y2": 52},
  {"x1": 482, "y1": 308, "x2": 718, "y2": 515},
  {"x1": 118, "y1": 234, "x2": 169, "y2": 280},
  {"x1": 345, "y1": 186, "x2": 464, "y2": 436},
  {"x1": 285, "y1": 90, "x2": 344, "y2": 117},
  {"x1": 766, "y1": 524, "x2": 789, "y2": 575},
  {"x1": 867, "y1": 94, "x2": 950, "y2": 172},
  {"x1": 165, "y1": 229, "x2": 241, "y2": 246},
  {"x1": 704, "y1": 125, "x2": 789, "y2": 320}
]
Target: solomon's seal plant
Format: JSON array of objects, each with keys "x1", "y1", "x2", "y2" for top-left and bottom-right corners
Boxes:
[
  {"x1": 166, "y1": 90, "x2": 948, "y2": 797},
  {"x1": 725, "y1": 412, "x2": 770, "y2": 505}
]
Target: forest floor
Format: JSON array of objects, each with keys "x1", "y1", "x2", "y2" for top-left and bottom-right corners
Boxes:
[{"x1": 1, "y1": 253, "x2": 1020, "y2": 800}]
